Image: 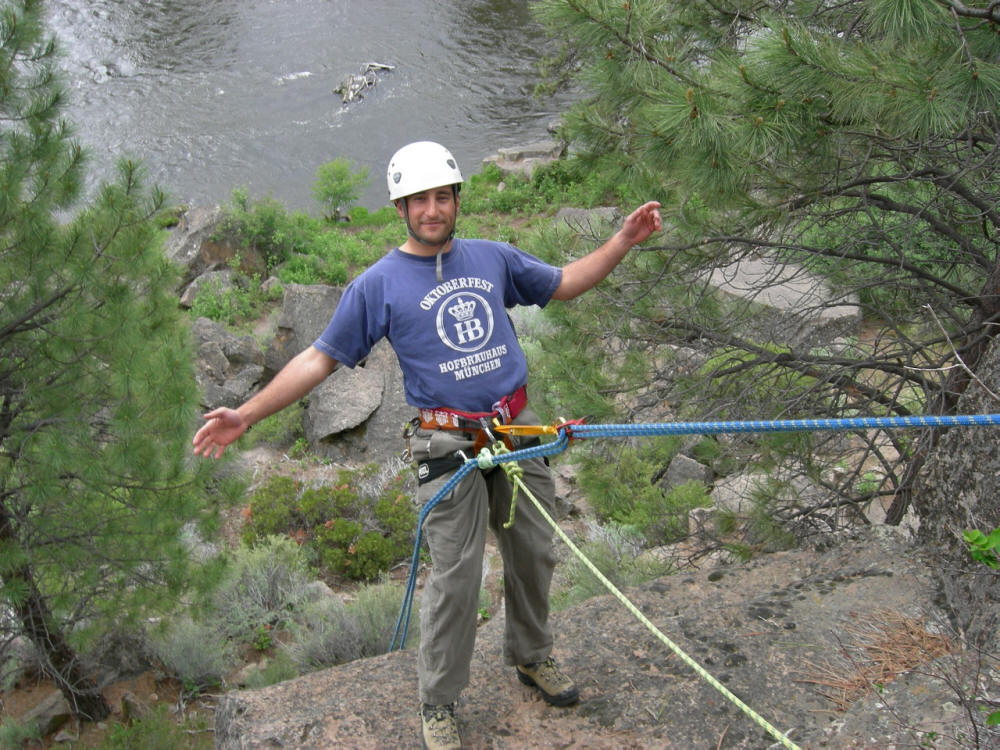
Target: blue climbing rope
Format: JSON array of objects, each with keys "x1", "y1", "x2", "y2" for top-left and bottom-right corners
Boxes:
[
  {"x1": 389, "y1": 411, "x2": 1000, "y2": 744},
  {"x1": 563, "y1": 412, "x2": 1000, "y2": 439},
  {"x1": 391, "y1": 412, "x2": 1000, "y2": 650}
]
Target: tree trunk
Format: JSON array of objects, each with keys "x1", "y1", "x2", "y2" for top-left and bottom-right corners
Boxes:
[
  {"x1": 886, "y1": 264, "x2": 1000, "y2": 524},
  {"x1": 911, "y1": 335, "x2": 1000, "y2": 651},
  {"x1": 0, "y1": 505, "x2": 111, "y2": 721}
]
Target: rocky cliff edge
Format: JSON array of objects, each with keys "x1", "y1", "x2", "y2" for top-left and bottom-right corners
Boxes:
[{"x1": 215, "y1": 528, "x2": 997, "y2": 749}]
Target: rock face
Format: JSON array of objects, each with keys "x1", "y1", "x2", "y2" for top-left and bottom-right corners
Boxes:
[
  {"x1": 482, "y1": 140, "x2": 565, "y2": 177},
  {"x1": 215, "y1": 528, "x2": 995, "y2": 748}
]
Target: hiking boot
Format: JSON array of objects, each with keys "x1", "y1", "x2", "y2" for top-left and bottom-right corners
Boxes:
[
  {"x1": 421, "y1": 702, "x2": 461, "y2": 750},
  {"x1": 516, "y1": 657, "x2": 580, "y2": 706}
]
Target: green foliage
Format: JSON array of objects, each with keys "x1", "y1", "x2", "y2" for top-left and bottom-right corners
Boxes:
[
  {"x1": 551, "y1": 526, "x2": 674, "y2": 612},
  {"x1": 211, "y1": 535, "x2": 315, "y2": 642},
  {"x1": 95, "y1": 706, "x2": 212, "y2": 750},
  {"x1": 346, "y1": 204, "x2": 398, "y2": 226},
  {"x1": 189, "y1": 271, "x2": 283, "y2": 328},
  {"x1": 0, "y1": 718, "x2": 41, "y2": 750},
  {"x1": 964, "y1": 527, "x2": 1000, "y2": 570},
  {"x1": 215, "y1": 188, "x2": 321, "y2": 271},
  {"x1": 575, "y1": 441, "x2": 711, "y2": 545},
  {"x1": 312, "y1": 157, "x2": 370, "y2": 222},
  {"x1": 244, "y1": 401, "x2": 305, "y2": 450},
  {"x1": 285, "y1": 579, "x2": 413, "y2": 668},
  {"x1": 239, "y1": 650, "x2": 299, "y2": 689},
  {"x1": 0, "y1": 0, "x2": 226, "y2": 706},
  {"x1": 528, "y1": 0, "x2": 1000, "y2": 531},
  {"x1": 213, "y1": 186, "x2": 398, "y2": 287},
  {"x1": 242, "y1": 468, "x2": 416, "y2": 581},
  {"x1": 461, "y1": 159, "x2": 623, "y2": 216},
  {"x1": 150, "y1": 617, "x2": 233, "y2": 693},
  {"x1": 964, "y1": 527, "x2": 1000, "y2": 726},
  {"x1": 746, "y1": 479, "x2": 799, "y2": 553},
  {"x1": 275, "y1": 219, "x2": 398, "y2": 286}
]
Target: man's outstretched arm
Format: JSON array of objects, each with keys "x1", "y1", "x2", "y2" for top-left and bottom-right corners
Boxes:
[
  {"x1": 192, "y1": 345, "x2": 338, "y2": 459},
  {"x1": 551, "y1": 201, "x2": 662, "y2": 301}
]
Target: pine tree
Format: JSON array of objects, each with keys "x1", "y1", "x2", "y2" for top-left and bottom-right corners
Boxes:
[
  {"x1": 534, "y1": 0, "x2": 1000, "y2": 521},
  {"x1": 1, "y1": 0, "x2": 219, "y2": 719}
]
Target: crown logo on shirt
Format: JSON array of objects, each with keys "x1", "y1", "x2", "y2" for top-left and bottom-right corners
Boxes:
[{"x1": 447, "y1": 296, "x2": 476, "y2": 321}]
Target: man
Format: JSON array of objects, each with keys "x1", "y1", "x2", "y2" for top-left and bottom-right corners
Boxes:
[{"x1": 193, "y1": 141, "x2": 661, "y2": 749}]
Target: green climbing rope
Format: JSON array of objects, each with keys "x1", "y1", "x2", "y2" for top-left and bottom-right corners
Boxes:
[{"x1": 476, "y1": 443, "x2": 802, "y2": 750}]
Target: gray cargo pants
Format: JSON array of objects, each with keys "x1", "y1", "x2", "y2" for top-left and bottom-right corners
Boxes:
[{"x1": 410, "y1": 407, "x2": 558, "y2": 706}]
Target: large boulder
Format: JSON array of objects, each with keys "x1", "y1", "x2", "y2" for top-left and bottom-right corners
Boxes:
[
  {"x1": 191, "y1": 317, "x2": 265, "y2": 409},
  {"x1": 214, "y1": 528, "x2": 980, "y2": 749},
  {"x1": 482, "y1": 139, "x2": 565, "y2": 178},
  {"x1": 264, "y1": 284, "x2": 343, "y2": 378},
  {"x1": 260, "y1": 284, "x2": 412, "y2": 465}
]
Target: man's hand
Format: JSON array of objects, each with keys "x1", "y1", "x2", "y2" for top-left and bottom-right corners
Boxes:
[
  {"x1": 192, "y1": 407, "x2": 248, "y2": 459},
  {"x1": 619, "y1": 200, "x2": 662, "y2": 248},
  {"x1": 552, "y1": 200, "x2": 663, "y2": 300}
]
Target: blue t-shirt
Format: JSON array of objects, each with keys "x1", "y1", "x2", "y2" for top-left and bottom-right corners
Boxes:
[{"x1": 313, "y1": 238, "x2": 562, "y2": 412}]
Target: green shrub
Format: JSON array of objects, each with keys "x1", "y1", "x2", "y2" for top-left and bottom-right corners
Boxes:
[
  {"x1": 241, "y1": 468, "x2": 416, "y2": 582},
  {"x1": 346, "y1": 205, "x2": 397, "y2": 226},
  {"x1": 741, "y1": 477, "x2": 801, "y2": 553},
  {"x1": 312, "y1": 158, "x2": 370, "y2": 222},
  {"x1": 244, "y1": 401, "x2": 305, "y2": 450},
  {"x1": 575, "y1": 441, "x2": 711, "y2": 545},
  {"x1": 188, "y1": 271, "x2": 280, "y2": 327},
  {"x1": 96, "y1": 705, "x2": 212, "y2": 750},
  {"x1": 241, "y1": 476, "x2": 308, "y2": 545},
  {"x1": 212, "y1": 535, "x2": 315, "y2": 641},
  {"x1": 551, "y1": 528, "x2": 673, "y2": 612},
  {"x1": 460, "y1": 159, "x2": 618, "y2": 215},
  {"x1": 286, "y1": 580, "x2": 412, "y2": 670},
  {"x1": 0, "y1": 718, "x2": 41, "y2": 750},
  {"x1": 214, "y1": 188, "x2": 320, "y2": 271},
  {"x1": 239, "y1": 650, "x2": 300, "y2": 689},
  {"x1": 150, "y1": 617, "x2": 232, "y2": 693}
]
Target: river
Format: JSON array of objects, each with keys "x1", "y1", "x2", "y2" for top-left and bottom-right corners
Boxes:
[{"x1": 44, "y1": 0, "x2": 577, "y2": 212}]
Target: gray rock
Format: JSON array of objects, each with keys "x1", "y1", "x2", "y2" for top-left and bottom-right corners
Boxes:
[
  {"x1": 660, "y1": 454, "x2": 712, "y2": 490},
  {"x1": 192, "y1": 317, "x2": 265, "y2": 409},
  {"x1": 303, "y1": 362, "x2": 384, "y2": 441},
  {"x1": 483, "y1": 139, "x2": 565, "y2": 177},
  {"x1": 165, "y1": 206, "x2": 266, "y2": 292},
  {"x1": 215, "y1": 529, "x2": 991, "y2": 749},
  {"x1": 706, "y1": 254, "x2": 862, "y2": 348},
  {"x1": 307, "y1": 340, "x2": 413, "y2": 468},
  {"x1": 264, "y1": 284, "x2": 343, "y2": 378},
  {"x1": 20, "y1": 688, "x2": 71, "y2": 737},
  {"x1": 179, "y1": 269, "x2": 237, "y2": 309}
]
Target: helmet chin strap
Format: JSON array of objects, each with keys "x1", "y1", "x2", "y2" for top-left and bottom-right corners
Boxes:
[{"x1": 399, "y1": 195, "x2": 457, "y2": 283}]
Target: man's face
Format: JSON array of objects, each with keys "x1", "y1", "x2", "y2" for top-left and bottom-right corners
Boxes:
[{"x1": 397, "y1": 186, "x2": 458, "y2": 247}]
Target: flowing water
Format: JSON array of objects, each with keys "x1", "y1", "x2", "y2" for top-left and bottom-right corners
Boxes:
[{"x1": 44, "y1": 0, "x2": 577, "y2": 211}]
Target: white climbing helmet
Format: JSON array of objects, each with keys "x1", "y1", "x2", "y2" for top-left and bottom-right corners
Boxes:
[{"x1": 386, "y1": 141, "x2": 464, "y2": 201}]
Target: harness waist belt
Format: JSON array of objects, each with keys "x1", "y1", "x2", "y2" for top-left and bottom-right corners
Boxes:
[
  {"x1": 416, "y1": 436, "x2": 544, "y2": 485},
  {"x1": 418, "y1": 385, "x2": 528, "y2": 432}
]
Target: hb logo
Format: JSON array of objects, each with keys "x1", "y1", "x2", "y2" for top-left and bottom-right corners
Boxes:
[{"x1": 436, "y1": 291, "x2": 494, "y2": 353}]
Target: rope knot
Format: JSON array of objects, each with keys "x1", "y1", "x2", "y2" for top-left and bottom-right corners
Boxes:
[{"x1": 477, "y1": 442, "x2": 523, "y2": 528}]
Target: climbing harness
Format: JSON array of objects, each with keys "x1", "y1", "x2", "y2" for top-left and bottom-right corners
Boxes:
[
  {"x1": 403, "y1": 387, "x2": 530, "y2": 483},
  {"x1": 391, "y1": 411, "x2": 1000, "y2": 748}
]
